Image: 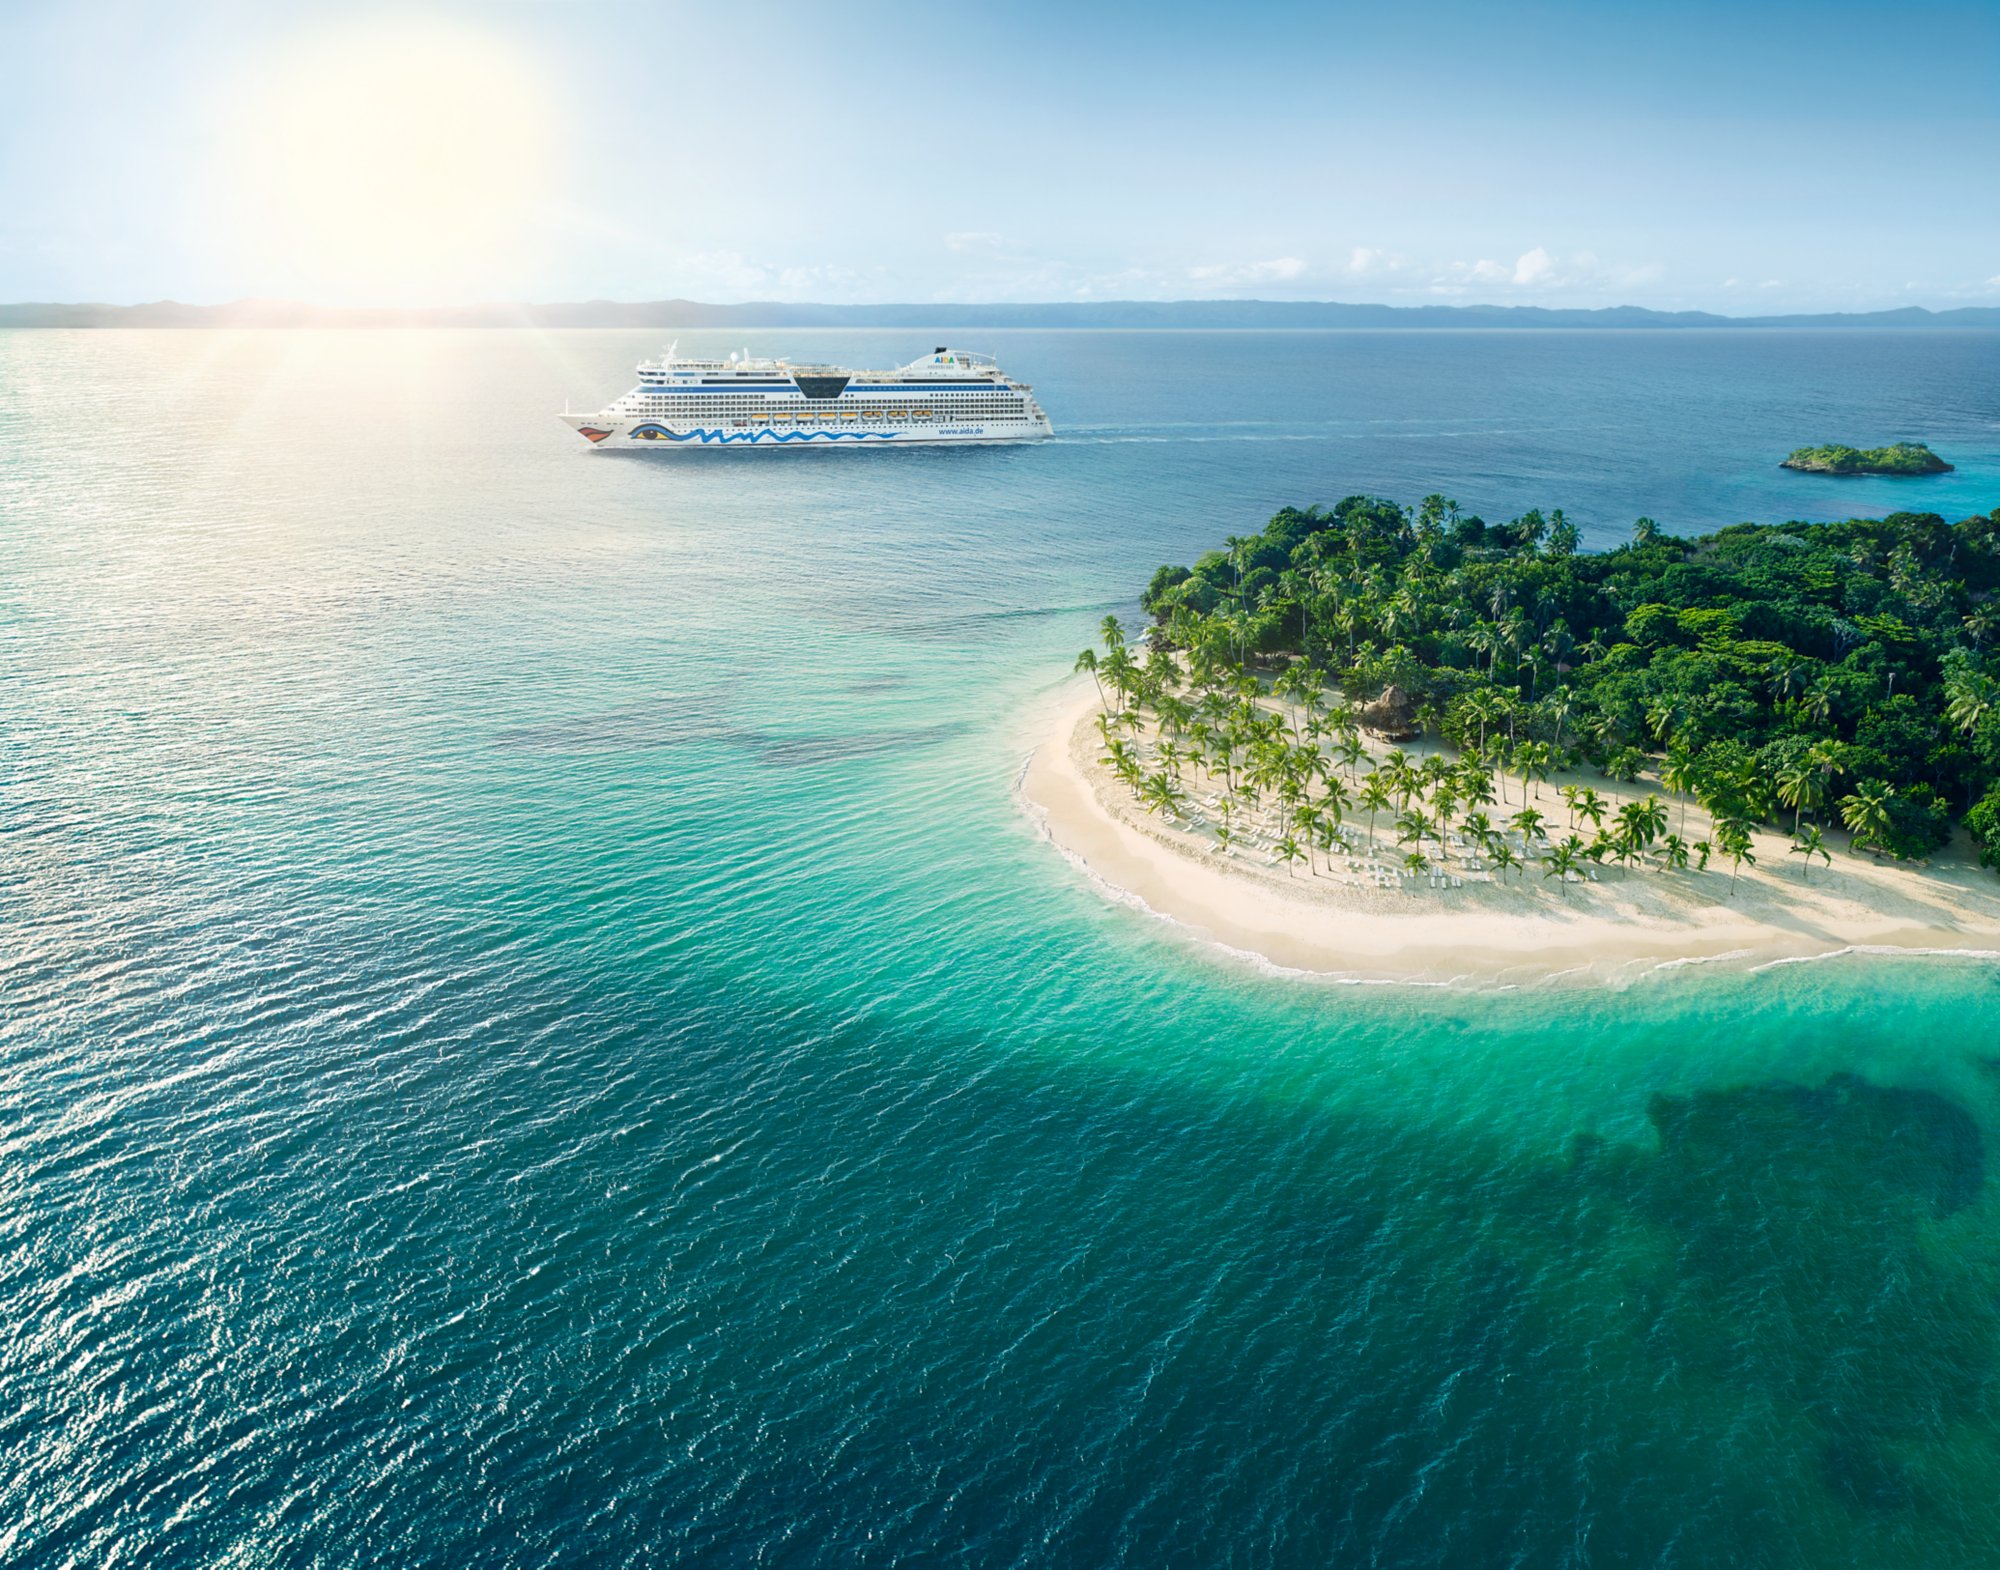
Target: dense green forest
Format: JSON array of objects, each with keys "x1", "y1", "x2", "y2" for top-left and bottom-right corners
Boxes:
[
  {"x1": 1781, "y1": 442, "x2": 1952, "y2": 475},
  {"x1": 1097, "y1": 497, "x2": 2000, "y2": 871}
]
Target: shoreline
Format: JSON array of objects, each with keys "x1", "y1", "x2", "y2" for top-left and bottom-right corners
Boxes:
[{"x1": 1019, "y1": 684, "x2": 2000, "y2": 989}]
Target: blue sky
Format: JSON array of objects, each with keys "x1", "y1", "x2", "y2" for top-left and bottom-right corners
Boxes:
[{"x1": 2, "y1": 0, "x2": 1995, "y2": 311}]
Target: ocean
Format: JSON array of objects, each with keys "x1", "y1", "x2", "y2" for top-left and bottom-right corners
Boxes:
[{"x1": 4, "y1": 326, "x2": 2000, "y2": 1567}]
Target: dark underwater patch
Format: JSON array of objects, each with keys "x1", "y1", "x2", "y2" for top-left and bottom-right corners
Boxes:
[
  {"x1": 739, "y1": 722, "x2": 963, "y2": 769},
  {"x1": 491, "y1": 697, "x2": 719, "y2": 753},
  {"x1": 491, "y1": 703, "x2": 961, "y2": 768},
  {"x1": 1646, "y1": 1073, "x2": 1983, "y2": 1225},
  {"x1": 1820, "y1": 1434, "x2": 1919, "y2": 1514},
  {"x1": 1613, "y1": 1073, "x2": 1995, "y2": 1517}
]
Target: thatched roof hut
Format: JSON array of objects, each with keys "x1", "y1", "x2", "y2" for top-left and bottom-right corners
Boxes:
[{"x1": 1358, "y1": 684, "x2": 1419, "y2": 740}]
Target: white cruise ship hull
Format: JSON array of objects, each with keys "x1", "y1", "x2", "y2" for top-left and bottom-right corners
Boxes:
[
  {"x1": 562, "y1": 345, "x2": 1054, "y2": 452},
  {"x1": 560, "y1": 414, "x2": 1052, "y2": 450}
]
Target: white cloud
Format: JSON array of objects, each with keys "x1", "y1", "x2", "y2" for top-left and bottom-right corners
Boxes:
[
  {"x1": 1431, "y1": 247, "x2": 1662, "y2": 297},
  {"x1": 665, "y1": 250, "x2": 891, "y2": 302},
  {"x1": 660, "y1": 240, "x2": 1687, "y2": 308},
  {"x1": 1512, "y1": 246, "x2": 1556, "y2": 286},
  {"x1": 1188, "y1": 256, "x2": 1308, "y2": 287},
  {"x1": 681, "y1": 249, "x2": 770, "y2": 293},
  {"x1": 1347, "y1": 246, "x2": 1405, "y2": 276}
]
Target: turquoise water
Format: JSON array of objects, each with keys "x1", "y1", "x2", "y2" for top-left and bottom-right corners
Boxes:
[{"x1": 4, "y1": 327, "x2": 2000, "y2": 1567}]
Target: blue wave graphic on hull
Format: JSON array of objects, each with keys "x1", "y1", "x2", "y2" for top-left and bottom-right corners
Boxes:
[{"x1": 626, "y1": 424, "x2": 903, "y2": 445}]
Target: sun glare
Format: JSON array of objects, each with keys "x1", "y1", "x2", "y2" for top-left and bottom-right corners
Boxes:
[{"x1": 227, "y1": 19, "x2": 555, "y2": 301}]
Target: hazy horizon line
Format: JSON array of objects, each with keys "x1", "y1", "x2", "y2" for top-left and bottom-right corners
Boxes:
[{"x1": 7, "y1": 297, "x2": 2000, "y2": 331}]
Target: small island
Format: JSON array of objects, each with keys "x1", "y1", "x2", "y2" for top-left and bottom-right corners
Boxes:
[
  {"x1": 1026, "y1": 497, "x2": 2000, "y2": 985},
  {"x1": 1781, "y1": 441, "x2": 1952, "y2": 476}
]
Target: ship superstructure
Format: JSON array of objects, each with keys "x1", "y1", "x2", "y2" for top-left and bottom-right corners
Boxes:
[{"x1": 561, "y1": 346, "x2": 1053, "y2": 449}]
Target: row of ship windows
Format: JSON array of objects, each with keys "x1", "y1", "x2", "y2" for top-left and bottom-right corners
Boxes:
[
  {"x1": 631, "y1": 402, "x2": 1028, "y2": 415},
  {"x1": 636, "y1": 388, "x2": 1016, "y2": 396},
  {"x1": 646, "y1": 412, "x2": 1036, "y2": 424},
  {"x1": 632, "y1": 396, "x2": 1023, "y2": 402},
  {"x1": 712, "y1": 418, "x2": 997, "y2": 429}
]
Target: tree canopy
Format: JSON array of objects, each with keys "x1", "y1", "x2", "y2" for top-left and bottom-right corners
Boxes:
[
  {"x1": 1125, "y1": 496, "x2": 2000, "y2": 868},
  {"x1": 1780, "y1": 442, "x2": 1952, "y2": 476}
]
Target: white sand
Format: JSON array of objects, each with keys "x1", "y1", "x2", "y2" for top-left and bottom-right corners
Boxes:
[{"x1": 1020, "y1": 686, "x2": 2000, "y2": 988}]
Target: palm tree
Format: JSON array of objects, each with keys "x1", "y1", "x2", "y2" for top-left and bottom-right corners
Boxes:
[
  {"x1": 1790, "y1": 825, "x2": 1831, "y2": 880},
  {"x1": 1613, "y1": 799, "x2": 1662, "y2": 873},
  {"x1": 1575, "y1": 787, "x2": 1607, "y2": 832},
  {"x1": 1632, "y1": 516, "x2": 1661, "y2": 546},
  {"x1": 1464, "y1": 764, "x2": 1496, "y2": 820},
  {"x1": 1140, "y1": 772, "x2": 1185, "y2": 818},
  {"x1": 1769, "y1": 658, "x2": 1810, "y2": 708},
  {"x1": 1944, "y1": 669, "x2": 1997, "y2": 738},
  {"x1": 1490, "y1": 842, "x2": 1523, "y2": 882},
  {"x1": 1511, "y1": 806, "x2": 1547, "y2": 849},
  {"x1": 1839, "y1": 782, "x2": 1895, "y2": 856},
  {"x1": 1102, "y1": 739, "x2": 1143, "y2": 796},
  {"x1": 1805, "y1": 740, "x2": 1844, "y2": 827},
  {"x1": 1074, "y1": 648, "x2": 1107, "y2": 710},
  {"x1": 1360, "y1": 775, "x2": 1393, "y2": 849},
  {"x1": 1775, "y1": 757, "x2": 1826, "y2": 834},
  {"x1": 1543, "y1": 837, "x2": 1583, "y2": 896},
  {"x1": 1100, "y1": 644, "x2": 1138, "y2": 715},
  {"x1": 1220, "y1": 538, "x2": 1253, "y2": 660},
  {"x1": 1467, "y1": 622, "x2": 1500, "y2": 680},
  {"x1": 1276, "y1": 835, "x2": 1304, "y2": 877},
  {"x1": 1716, "y1": 818, "x2": 1756, "y2": 891},
  {"x1": 1658, "y1": 833, "x2": 1691, "y2": 872},
  {"x1": 1292, "y1": 803, "x2": 1324, "y2": 873},
  {"x1": 1544, "y1": 687, "x2": 1575, "y2": 759},
  {"x1": 1645, "y1": 697, "x2": 1685, "y2": 750},
  {"x1": 1099, "y1": 614, "x2": 1126, "y2": 652},
  {"x1": 1661, "y1": 745, "x2": 1699, "y2": 837},
  {"x1": 1319, "y1": 775, "x2": 1351, "y2": 831},
  {"x1": 1518, "y1": 740, "x2": 1554, "y2": 802}
]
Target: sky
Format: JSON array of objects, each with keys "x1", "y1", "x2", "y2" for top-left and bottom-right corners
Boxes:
[{"x1": 1, "y1": 0, "x2": 1995, "y2": 313}]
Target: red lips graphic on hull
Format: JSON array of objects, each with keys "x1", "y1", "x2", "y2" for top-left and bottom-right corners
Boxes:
[{"x1": 578, "y1": 427, "x2": 612, "y2": 444}]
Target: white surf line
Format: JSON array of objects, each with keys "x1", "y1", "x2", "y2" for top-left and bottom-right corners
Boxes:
[{"x1": 1747, "y1": 944, "x2": 2000, "y2": 974}]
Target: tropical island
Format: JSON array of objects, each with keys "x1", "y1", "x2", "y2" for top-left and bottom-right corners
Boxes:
[
  {"x1": 1782, "y1": 442, "x2": 1953, "y2": 476},
  {"x1": 1025, "y1": 497, "x2": 2000, "y2": 984}
]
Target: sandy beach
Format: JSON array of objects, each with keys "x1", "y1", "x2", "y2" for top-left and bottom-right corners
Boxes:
[{"x1": 1021, "y1": 686, "x2": 2000, "y2": 987}]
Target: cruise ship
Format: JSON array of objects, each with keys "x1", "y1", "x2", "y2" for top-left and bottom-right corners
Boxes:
[{"x1": 560, "y1": 346, "x2": 1053, "y2": 450}]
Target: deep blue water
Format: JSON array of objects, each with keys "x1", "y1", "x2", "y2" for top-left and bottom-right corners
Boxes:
[{"x1": 3, "y1": 328, "x2": 1999, "y2": 1568}]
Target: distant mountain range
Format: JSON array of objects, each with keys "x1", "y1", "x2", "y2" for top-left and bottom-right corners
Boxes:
[{"x1": 5, "y1": 298, "x2": 1999, "y2": 330}]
